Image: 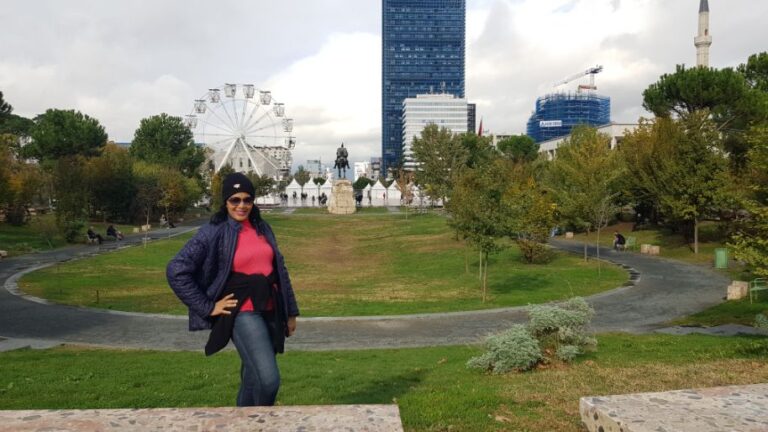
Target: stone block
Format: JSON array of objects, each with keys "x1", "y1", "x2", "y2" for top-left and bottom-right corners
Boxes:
[
  {"x1": 132, "y1": 227, "x2": 140, "y2": 233},
  {"x1": 140, "y1": 224, "x2": 151, "y2": 232},
  {"x1": 328, "y1": 180, "x2": 356, "y2": 215},
  {"x1": 581, "y1": 383, "x2": 768, "y2": 432},
  {"x1": 649, "y1": 245, "x2": 660, "y2": 255},
  {"x1": 0, "y1": 250, "x2": 7, "y2": 259},
  {"x1": 640, "y1": 244, "x2": 651, "y2": 254},
  {"x1": 565, "y1": 231, "x2": 574, "y2": 239},
  {"x1": 0, "y1": 405, "x2": 404, "y2": 432},
  {"x1": 727, "y1": 281, "x2": 749, "y2": 300}
]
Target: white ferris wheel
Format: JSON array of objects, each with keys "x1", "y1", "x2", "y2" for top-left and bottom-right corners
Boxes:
[{"x1": 184, "y1": 83, "x2": 295, "y2": 178}]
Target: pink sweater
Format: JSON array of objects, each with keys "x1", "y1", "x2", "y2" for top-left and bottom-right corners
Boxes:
[{"x1": 233, "y1": 220, "x2": 275, "y2": 312}]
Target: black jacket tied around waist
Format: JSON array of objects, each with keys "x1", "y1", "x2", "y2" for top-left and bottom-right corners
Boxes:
[{"x1": 205, "y1": 272, "x2": 286, "y2": 356}]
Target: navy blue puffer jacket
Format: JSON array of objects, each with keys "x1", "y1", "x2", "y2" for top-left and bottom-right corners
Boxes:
[{"x1": 166, "y1": 216, "x2": 300, "y2": 331}]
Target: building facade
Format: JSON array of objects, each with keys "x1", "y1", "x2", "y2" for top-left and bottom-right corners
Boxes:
[
  {"x1": 537, "y1": 122, "x2": 638, "y2": 160},
  {"x1": 526, "y1": 92, "x2": 611, "y2": 143},
  {"x1": 354, "y1": 161, "x2": 370, "y2": 181},
  {"x1": 401, "y1": 93, "x2": 468, "y2": 170},
  {"x1": 382, "y1": 0, "x2": 466, "y2": 175},
  {"x1": 467, "y1": 103, "x2": 476, "y2": 135}
]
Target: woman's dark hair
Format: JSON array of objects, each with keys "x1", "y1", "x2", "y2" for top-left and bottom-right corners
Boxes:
[{"x1": 210, "y1": 202, "x2": 262, "y2": 227}]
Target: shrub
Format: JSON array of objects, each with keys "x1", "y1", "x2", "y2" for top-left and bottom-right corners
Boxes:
[
  {"x1": 756, "y1": 313, "x2": 768, "y2": 330},
  {"x1": 466, "y1": 325, "x2": 542, "y2": 374},
  {"x1": 468, "y1": 297, "x2": 597, "y2": 374},
  {"x1": 527, "y1": 297, "x2": 595, "y2": 337},
  {"x1": 516, "y1": 239, "x2": 553, "y2": 264},
  {"x1": 556, "y1": 344, "x2": 581, "y2": 362},
  {"x1": 60, "y1": 219, "x2": 85, "y2": 243}
]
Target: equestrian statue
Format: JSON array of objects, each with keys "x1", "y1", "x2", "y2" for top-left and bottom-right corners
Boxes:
[{"x1": 334, "y1": 143, "x2": 350, "y2": 179}]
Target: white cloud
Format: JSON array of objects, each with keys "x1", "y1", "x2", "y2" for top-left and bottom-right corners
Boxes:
[
  {"x1": 264, "y1": 32, "x2": 381, "y2": 168},
  {"x1": 1, "y1": 0, "x2": 767, "y2": 169}
]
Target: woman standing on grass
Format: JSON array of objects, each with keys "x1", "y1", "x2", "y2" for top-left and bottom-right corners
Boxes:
[{"x1": 166, "y1": 172, "x2": 299, "y2": 406}]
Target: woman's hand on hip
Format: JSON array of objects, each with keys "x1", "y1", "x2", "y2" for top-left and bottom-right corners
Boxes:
[
  {"x1": 287, "y1": 316, "x2": 297, "y2": 336},
  {"x1": 211, "y1": 293, "x2": 237, "y2": 316}
]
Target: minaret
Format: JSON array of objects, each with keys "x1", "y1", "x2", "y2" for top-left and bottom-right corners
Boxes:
[{"x1": 694, "y1": 0, "x2": 712, "y2": 67}]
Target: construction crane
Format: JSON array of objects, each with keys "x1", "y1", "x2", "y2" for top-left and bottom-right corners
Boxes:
[{"x1": 554, "y1": 65, "x2": 603, "y2": 93}]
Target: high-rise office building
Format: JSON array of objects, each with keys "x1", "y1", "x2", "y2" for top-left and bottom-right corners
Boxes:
[
  {"x1": 382, "y1": 0, "x2": 466, "y2": 175},
  {"x1": 402, "y1": 93, "x2": 468, "y2": 170}
]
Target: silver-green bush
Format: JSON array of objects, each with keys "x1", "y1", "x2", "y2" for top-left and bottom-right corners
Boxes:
[
  {"x1": 468, "y1": 297, "x2": 597, "y2": 374},
  {"x1": 466, "y1": 325, "x2": 542, "y2": 374},
  {"x1": 556, "y1": 344, "x2": 581, "y2": 362}
]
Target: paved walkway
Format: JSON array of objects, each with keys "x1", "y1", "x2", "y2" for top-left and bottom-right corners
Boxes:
[{"x1": 0, "y1": 230, "x2": 733, "y2": 352}]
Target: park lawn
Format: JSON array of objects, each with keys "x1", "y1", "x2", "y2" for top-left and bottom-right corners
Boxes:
[
  {"x1": 0, "y1": 214, "x2": 66, "y2": 256},
  {"x1": 19, "y1": 213, "x2": 627, "y2": 317},
  {"x1": 0, "y1": 215, "x2": 136, "y2": 257},
  {"x1": 562, "y1": 221, "x2": 750, "y2": 277},
  {"x1": 670, "y1": 296, "x2": 768, "y2": 327},
  {"x1": 0, "y1": 334, "x2": 766, "y2": 431}
]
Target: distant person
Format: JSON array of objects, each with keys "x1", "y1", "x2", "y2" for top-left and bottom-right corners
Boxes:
[
  {"x1": 166, "y1": 172, "x2": 299, "y2": 407},
  {"x1": 106, "y1": 225, "x2": 124, "y2": 241},
  {"x1": 160, "y1": 214, "x2": 175, "y2": 229},
  {"x1": 87, "y1": 226, "x2": 103, "y2": 245},
  {"x1": 613, "y1": 232, "x2": 626, "y2": 251}
]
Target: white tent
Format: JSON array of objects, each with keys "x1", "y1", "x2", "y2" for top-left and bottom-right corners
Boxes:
[
  {"x1": 371, "y1": 180, "x2": 387, "y2": 207},
  {"x1": 362, "y1": 184, "x2": 372, "y2": 207},
  {"x1": 303, "y1": 181, "x2": 320, "y2": 207},
  {"x1": 387, "y1": 182, "x2": 402, "y2": 206},
  {"x1": 285, "y1": 179, "x2": 302, "y2": 207},
  {"x1": 319, "y1": 180, "x2": 333, "y2": 206}
]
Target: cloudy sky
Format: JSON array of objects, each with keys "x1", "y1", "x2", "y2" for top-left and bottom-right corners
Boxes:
[{"x1": 1, "y1": 0, "x2": 766, "y2": 169}]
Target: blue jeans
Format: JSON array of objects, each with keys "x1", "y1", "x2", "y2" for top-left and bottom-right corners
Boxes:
[{"x1": 231, "y1": 312, "x2": 280, "y2": 406}]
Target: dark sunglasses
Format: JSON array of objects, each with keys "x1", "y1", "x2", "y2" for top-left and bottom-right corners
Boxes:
[{"x1": 227, "y1": 196, "x2": 254, "y2": 206}]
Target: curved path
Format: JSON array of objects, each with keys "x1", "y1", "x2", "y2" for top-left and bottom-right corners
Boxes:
[{"x1": 0, "y1": 228, "x2": 729, "y2": 352}]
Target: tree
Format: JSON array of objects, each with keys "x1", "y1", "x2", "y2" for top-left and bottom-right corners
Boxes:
[
  {"x1": 457, "y1": 132, "x2": 496, "y2": 169},
  {"x1": 293, "y1": 165, "x2": 312, "y2": 186},
  {"x1": 620, "y1": 113, "x2": 727, "y2": 253},
  {"x1": 0, "y1": 113, "x2": 35, "y2": 137},
  {"x1": 53, "y1": 156, "x2": 89, "y2": 242},
  {"x1": 26, "y1": 109, "x2": 107, "y2": 163},
  {"x1": 209, "y1": 164, "x2": 235, "y2": 210},
  {"x1": 729, "y1": 125, "x2": 768, "y2": 277},
  {"x1": 246, "y1": 173, "x2": 276, "y2": 198},
  {"x1": 545, "y1": 126, "x2": 625, "y2": 262},
  {"x1": 132, "y1": 162, "x2": 163, "y2": 229},
  {"x1": 449, "y1": 162, "x2": 506, "y2": 302},
  {"x1": 352, "y1": 176, "x2": 373, "y2": 190},
  {"x1": 739, "y1": 52, "x2": 768, "y2": 92},
  {"x1": 0, "y1": 91, "x2": 11, "y2": 118},
  {"x1": 85, "y1": 143, "x2": 136, "y2": 222},
  {"x1": 642, "y1": 65, "x2": 751, "y2": 120},
  {"x1": 502, "y1": 165, "x2": 557, "y2": 264},
  {"x1": 411, "y1": 124, "x2": 468, "y2": 204},
  {"x1": 130, "y1": 113, "x2": 205, "y2": 178},
  {"x1": 643, "y1": 61, "x2": 768, "y2": 168},
  {"x1": 497, "y1": 134, "x2": 538, "y2": 163}
]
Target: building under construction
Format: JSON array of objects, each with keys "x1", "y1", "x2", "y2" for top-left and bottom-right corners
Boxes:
[
  {"x1": 526, "y1": 92, "x2": 610, "y2": 143},
  {"x1": 526, "y1": 65, "x2": 611, "y2": 143}
]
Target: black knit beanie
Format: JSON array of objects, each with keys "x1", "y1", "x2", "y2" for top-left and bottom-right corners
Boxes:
[{"x1": 222, "y1": 172, "x2": 255, "y2": 202}]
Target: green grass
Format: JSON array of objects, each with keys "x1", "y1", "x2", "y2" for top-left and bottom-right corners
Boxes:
[
  {"x1": 671, "y1": 296, "x2": 768, "y2": 327},
  {"x1": 1, "y1": 334, "x2": 766, "y2": 431},
  {"x1": 19, "y1": 213, "x2": 628, "y2": 317},
  {"x1": 562, "y1": 221, "x2": 751, "y2": 280},
  {"x1": 0, "y1": 215, "x2": 136, "y2": 257},
  {"x1": 0, "y1": 214, "x2": 66, "y2": 256}
]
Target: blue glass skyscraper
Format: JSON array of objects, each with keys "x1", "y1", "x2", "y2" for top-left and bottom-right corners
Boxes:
[{"x1": 382, "y1": 0, "x2": 465, "y2": 175}]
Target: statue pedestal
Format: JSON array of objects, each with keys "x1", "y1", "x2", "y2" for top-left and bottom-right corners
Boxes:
[{"x1": 327, "y1": 180, "x2": 356, "y2": 215}]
